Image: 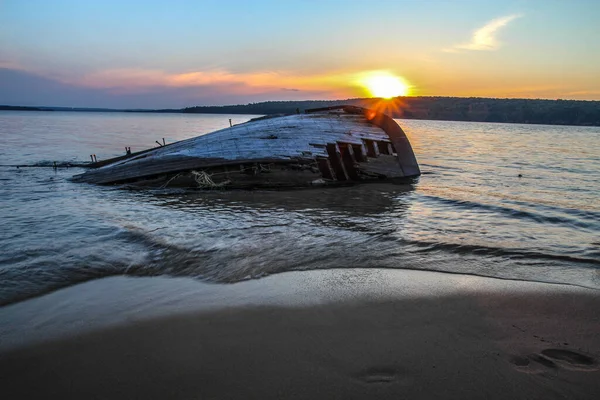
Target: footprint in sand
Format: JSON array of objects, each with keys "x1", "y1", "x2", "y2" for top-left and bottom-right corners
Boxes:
[
  {"x1": 528, "y1": 354, "x2": 558, "y2": 369},
  {"x1": 359, "y1": 367, "x2": 397, "y2": 383},
  {"x1": 510, "y1": 355, "x2": 531, "y2": 367},
  {"x1": 541, "y1": 349, "x2": 597, "y2": 371},
  {"x1": 512, "y1": 349, "x2": 597, "y2": 373},
  {"x1": 510, "y1": 354, "x2": 555, "y2": 374},
  {"x1": 357, "y1": 366, "x2": 412, "y2": 385}
]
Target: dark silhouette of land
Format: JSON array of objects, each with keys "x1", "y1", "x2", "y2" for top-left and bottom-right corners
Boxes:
[
  {"x1": 3, "y1": 97, "x2": 600, "y2": 126},
  {"x1": 183, "y1": 97, "x2": 600, "y2": 126},
  {"x1": 0, "y1": 105, "x2": 50, "y2": 111}
]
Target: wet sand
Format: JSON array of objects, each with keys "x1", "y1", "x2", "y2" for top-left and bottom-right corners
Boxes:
[{"x1": 0, "y1": 269, "x2": 599, "y2": 399}]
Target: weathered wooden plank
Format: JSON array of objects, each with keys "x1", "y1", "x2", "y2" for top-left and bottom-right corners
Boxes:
[{"x1": 357, "y1": 155, "x2": 405, "y2": 178}]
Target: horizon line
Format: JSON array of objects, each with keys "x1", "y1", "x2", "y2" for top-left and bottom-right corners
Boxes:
[{"x1": 2, "y1": 95, "x2": 599, "y2": 111}]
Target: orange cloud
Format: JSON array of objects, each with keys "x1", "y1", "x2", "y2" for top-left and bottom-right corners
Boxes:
[{"x1": 68, "y1": 67, "x2": 383, "y2": 99}]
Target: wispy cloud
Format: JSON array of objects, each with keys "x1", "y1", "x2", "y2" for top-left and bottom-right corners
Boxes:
[
  {"x1": 75, "y1": 69, "x2": 282, "y2": 89},
  {"x1": 445, "y1": 14, "x2": 523, "y2": 53},
  {"x1": 67, "y1": 68, "x2": 368, "y2": 96},
  {"x1": 565, "y1": 90, "x2": 600, "y2": 96}
]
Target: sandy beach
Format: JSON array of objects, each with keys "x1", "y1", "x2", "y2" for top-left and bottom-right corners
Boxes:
[{"x1": 1, "y1": 269, "x2": 599, "y2": 399}]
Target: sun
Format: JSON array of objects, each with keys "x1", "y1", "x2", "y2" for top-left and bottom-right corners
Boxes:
[{"x1": 361, "y1": 73, "x2": 410, "y2": 98}]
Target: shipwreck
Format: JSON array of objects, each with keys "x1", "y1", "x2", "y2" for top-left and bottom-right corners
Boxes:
[{"x1": 72, "y1": 106, "x2": 420, "y2": 189}]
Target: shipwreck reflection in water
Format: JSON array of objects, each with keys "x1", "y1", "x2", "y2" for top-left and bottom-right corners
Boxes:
[{"x1": 142, "y1": 182, "x2": 414, "y2": 216}]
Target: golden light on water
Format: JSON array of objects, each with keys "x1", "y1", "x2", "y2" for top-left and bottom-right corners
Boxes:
[{"x1": 359, "y1": 72, "x2": 410, "y2": 98}]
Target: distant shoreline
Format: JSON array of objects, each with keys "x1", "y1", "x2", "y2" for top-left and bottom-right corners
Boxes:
[
  {"x1": 0, "y1": 105, "x2": 52, "y2": 112},
  {"x1": 3, "y1": 96, "x2": 600, "y2": 126}
]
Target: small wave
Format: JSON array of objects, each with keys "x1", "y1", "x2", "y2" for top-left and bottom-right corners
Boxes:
[
  {"x1": 420, "y1": 194, "x2": 599, "y2": 231},
  {"x1": 361, "y1": 265, "x2": 600, "y2": 291},
  {"x1": 0, "y1": 160, "x2": 89, "y2": 168},
  {"x1": 511, "y1": 200, "x2": 600, "y2": 222},
  {"x1": 403, "y1": 239, "x2": 600, "y2": 267},
  {"x1": 2, "y1": 244, "x2": 598, "y2": 308},
  {"x1": 418, "y1": 163, "x2": 464, "y2": 172},
  {"x1": 0, "y1": 261, "x2": 132, "y2": 307}
]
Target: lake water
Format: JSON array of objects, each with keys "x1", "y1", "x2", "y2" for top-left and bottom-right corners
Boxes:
[{"x1": 1, "y1": 111, "x2": 599, "y2": 305}]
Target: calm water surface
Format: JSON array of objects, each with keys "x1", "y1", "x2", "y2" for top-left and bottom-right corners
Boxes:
[{"x1": 1, "y1": 111, "x2": 599, "y2": 305}]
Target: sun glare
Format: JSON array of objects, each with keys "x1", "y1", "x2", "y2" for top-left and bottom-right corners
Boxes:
[{"x1": 361, "y1": 73, "x2": 410, "y2": 98}]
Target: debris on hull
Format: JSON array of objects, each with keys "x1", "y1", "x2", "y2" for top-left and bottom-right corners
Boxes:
[{"x1": 72, "y1": 106, "x2": 420, "y2": 189}]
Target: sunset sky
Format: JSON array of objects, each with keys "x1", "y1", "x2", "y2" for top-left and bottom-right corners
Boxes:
[{"x1": 1, "y1": 0, "x2": 599, "y2": 108}]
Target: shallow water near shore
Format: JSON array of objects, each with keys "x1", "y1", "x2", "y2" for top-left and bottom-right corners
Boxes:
[{"x1": 1, "y1": 111, "x2": 599, "y2": 305}]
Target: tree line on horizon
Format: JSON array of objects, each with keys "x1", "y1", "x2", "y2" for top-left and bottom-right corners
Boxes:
[
  {"x1": 3, "y1": 97, "x2": 599, "y2": 126},
  {"x1": 182, "y1": 97, "x2": 600, "y2": 126}
]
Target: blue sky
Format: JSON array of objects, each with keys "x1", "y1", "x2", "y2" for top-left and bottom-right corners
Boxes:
[{"x1": 1, "y1": 0, "x2": 599, "y2": 108}]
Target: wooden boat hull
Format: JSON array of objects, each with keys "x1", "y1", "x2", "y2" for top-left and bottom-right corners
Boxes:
[{"x1": 72, "y1": 106, "x2": 420, "y2": 189}]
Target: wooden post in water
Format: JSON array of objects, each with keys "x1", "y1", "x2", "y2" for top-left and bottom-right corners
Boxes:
[{"x1": 229, "y1": 119, "x2": 232, "y2": 127}]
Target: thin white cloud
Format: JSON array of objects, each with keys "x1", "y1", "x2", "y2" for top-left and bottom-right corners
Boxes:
[{"x1": 445, "y1": 14, "x2": 523, "y2": 53}]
